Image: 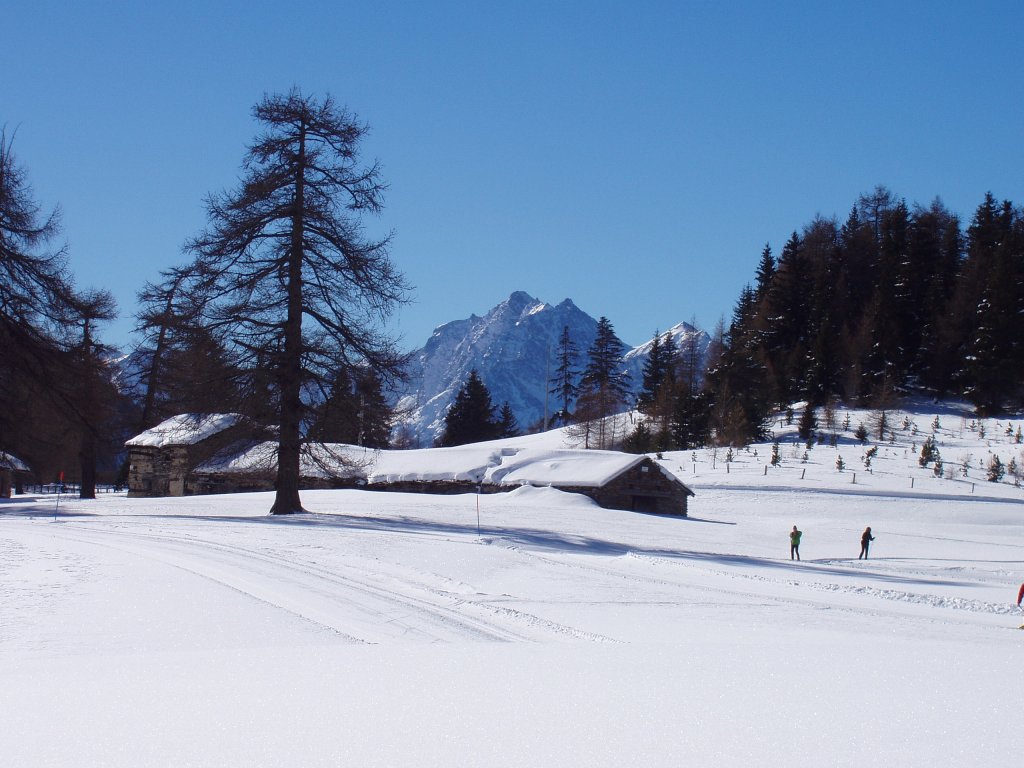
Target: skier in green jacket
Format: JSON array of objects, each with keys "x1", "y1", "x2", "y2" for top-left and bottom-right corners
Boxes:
[{"x1": 789, "y1": 525, "x2": 802, "y2": 561}]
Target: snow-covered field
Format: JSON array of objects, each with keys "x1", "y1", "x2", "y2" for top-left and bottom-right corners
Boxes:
[{"x1": 3, "y1": 402, "x2": 1024, "y2": 766}]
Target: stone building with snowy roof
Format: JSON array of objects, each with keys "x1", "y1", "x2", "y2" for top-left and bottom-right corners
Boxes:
[
  {"x1": 483, "y1": 449, "x2": 694, "y2": 515},
  {"x1": 0, "y1": 452, "x2": 32, "y2": 497},
  {"x1": 125, "y1": 414, "x2": 270, "y2": 498}
]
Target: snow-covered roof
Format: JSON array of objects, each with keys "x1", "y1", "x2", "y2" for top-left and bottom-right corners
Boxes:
[
  {"x1": 482, "y1": 448, "x2": 647, "y2": 488},
  {"x1": 126, "y1": 414, "x2": 246, "y2": 448},
  {"x1": 0, "y1": 452, "x2": 30, "y2": 472},
  {"x1": 195, "y1": 441, "x2": 369, "y2": 480},
  {"x1": 368, "y1": 445, "x2": 503, "y2": 485},
  {"x1": 195, "y1": 440, "x2": 689, "y2": 491}
]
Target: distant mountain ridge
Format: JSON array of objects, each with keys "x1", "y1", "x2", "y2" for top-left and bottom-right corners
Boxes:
[{"x1": 392, "y1": 291, "x2": 709, "y2": 446}]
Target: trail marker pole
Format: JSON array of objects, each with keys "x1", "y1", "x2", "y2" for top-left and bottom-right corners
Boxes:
[{"x1": 54, "y1": 471, "x2": 63, "y2": 521}]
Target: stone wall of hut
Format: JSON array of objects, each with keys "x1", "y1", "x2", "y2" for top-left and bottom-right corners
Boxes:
[
  {"x1": 583, "y1": 459, "x2": 691, "y2": 515},
  {"x1": 187, "y1": 472, "x2": 365, "y2": 496},
  {"x1": 127, "y1": 426, "x2": 267, "y2": 498},
  {"x1": 127, "y1": 445, "x2": 192, "y2": 498}
]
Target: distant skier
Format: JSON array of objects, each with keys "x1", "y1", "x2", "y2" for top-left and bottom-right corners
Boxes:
[
  {"x1": 789, "y1": 525, "x2": 802, "y2": 561},
  {"x1": 858, "y1": 526, "x2": 875, "y2": 559},
  {"x1": 1017, "y1": 583, "x2": 1023, "y2": 607}
]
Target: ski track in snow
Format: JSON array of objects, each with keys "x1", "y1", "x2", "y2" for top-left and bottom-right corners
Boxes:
[
  {"x1": 17, "y1": 520, "x2": 610, "y2": 644},
  {"x1": 624, "y1": 551, "x2": 1022, "y2": 617},
  {"x1": 489, "y1": 537, "x2": 1020, "y2": 628}
]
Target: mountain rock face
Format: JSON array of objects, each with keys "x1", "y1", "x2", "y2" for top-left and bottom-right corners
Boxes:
[
  {"x1": 393, "y1": 292, "x2": 598, "y2": 446},
  {"x1": 392, "y1": 291, "x2": 710, "y2": 447}
]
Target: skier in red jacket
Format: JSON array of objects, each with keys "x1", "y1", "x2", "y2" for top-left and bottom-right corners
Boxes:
[{"x1": 1017, "y1": 583, "x2": 1024, "y2": 607}]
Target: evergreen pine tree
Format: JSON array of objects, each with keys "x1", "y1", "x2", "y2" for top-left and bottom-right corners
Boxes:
[
  {"x1": 754, "y1": 243, "x2": 775, "y2": 301},
  {"x1": 439, "y1": 370, "x2": 498, "y2": 447},
  {"x1": 637, "y1": 331, "x2": 667, "y2": 414},
  {"x1": 575, "y1": 317, "x2": 631, "y2": 449},
  {"x1": 761, "y1": 231, "x2": 812, "y2": 407},
  {"x1": 705, "y1": 287, "x2": 772, "y2": 445},
  {"x1": 670, "y1": 388, "x2": 710, "y2": 449},
  {"x1": 919, "y1": 435, "x2": 938, "y2": 467},
  {"x1": 311, "y1": 368, "x2": 392, "y2": 448},
  {"x1": 797, "y1": 405, "x2": 817, "y2": 442},
  {"x1": 623, "y1": 420, "x2": 653, "y2": 454},
  {"x1": 496, "y1": 401, "x2": 519, "y2": 438},
  {"x1": 987, "y1": 454, "x2": 1005, "y2": 482},
  {"x1": 548, "y1": 325, "x2": 581, "y2": 426}
]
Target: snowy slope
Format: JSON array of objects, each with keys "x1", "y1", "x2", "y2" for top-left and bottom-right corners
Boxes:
[{"x1": 3, "y1": 399, "x2": 1024, "y2": 766}]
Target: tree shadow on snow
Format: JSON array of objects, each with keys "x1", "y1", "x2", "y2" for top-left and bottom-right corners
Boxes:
[{"x1": 143, "y1": 510, "x2": 969, "y2": 588}]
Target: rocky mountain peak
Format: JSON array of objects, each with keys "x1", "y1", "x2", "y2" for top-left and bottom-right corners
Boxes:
[{"x1": 392, "y1": 292, "x2": 708, "y2": 446}]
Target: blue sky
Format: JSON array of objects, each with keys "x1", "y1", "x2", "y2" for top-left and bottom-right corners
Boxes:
[{"x1": 4, "y1": 1, "x2": 1023, "y2": 351}]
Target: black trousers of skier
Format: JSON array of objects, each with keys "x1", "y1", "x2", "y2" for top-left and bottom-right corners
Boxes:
[
  {"x1": 790, "y1": 544, "x2": 800, "y2": 560},
  {"x1": 859, "y1": 542, "x2": 870, "y2": 559}
]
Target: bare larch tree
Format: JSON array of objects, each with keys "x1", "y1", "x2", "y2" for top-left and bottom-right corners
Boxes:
[{"x1": 185, "y1": 90, "x2": 408, "y2": 514}]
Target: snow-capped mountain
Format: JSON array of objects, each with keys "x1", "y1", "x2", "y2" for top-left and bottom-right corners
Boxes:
[
  {"x1": 622, "y1": 321, "x2": 711, "y2": 391},
  {"x1": 392, "y1": 292, "x2": 598, "y2": 445},
  {"x1": 392, "y1": 291, "x2": 711, "y2": 446}
]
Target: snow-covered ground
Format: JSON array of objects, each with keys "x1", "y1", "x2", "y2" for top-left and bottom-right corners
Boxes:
[{"x1": 3, "y1": 402, "x2": 1024, "y2": 766}]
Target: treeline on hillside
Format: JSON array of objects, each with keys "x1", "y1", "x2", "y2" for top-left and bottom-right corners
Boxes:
[
  {"x1": 699, "y1": 186, "x2": 1024, "y2": 446},
  {"x1": 617, "y1": 186, "x2": 1024, "y2": 453}
]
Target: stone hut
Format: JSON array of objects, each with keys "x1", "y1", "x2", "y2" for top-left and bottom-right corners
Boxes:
[
  {"x1": 483, "y1": 450, "x2": 694, "y2": 515},
  {"x1": 589, "y1": 456, "x2": 694, "y2": 514},
  {"x1": 0, "y1": 452, "x2": 32, "y2": 497},
  {"x1": 125, "y1": 414, "x2": 269, "y2": 498}
]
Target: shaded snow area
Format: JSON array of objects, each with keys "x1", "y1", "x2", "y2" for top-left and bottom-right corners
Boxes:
[{"x1": 4, "y1": 403, "x2": 1024, "y2": 766}]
